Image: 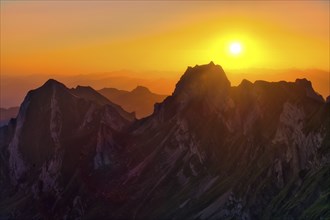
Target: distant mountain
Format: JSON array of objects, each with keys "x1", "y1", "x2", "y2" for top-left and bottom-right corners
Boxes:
[
  {"x1": 0, "y1": 73, "x2": 177, "y2": 109},
  {"x1": 227, "y1": 68, "x2": 329, "y2": 100},
  {"x1": 0, "y1": 107, "x2": 19, "y2": 127},
  {"x1": 0, "y1": 63, "x2": 329, "y2": 219},
  {"x1": 98, "y1": 86, "x2": 167, "y2": 118}
]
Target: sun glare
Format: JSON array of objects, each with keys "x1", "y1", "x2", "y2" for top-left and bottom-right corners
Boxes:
[{"x1": 229, "y1": 42, "x2": 242, "y2": 55}]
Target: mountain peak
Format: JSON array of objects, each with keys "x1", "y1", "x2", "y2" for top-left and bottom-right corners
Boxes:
[
  {"x1": 173, "y1": 62, "x2": 230, "y2": 98},
  {"x1": 239, "y1": 79, "x2": 253, "y2": 87},
  {"x1": 29, "y1": 79, "x2": 68, "y2": 98},
  {"x1": 295, "y1": 78, "x2": 312, "y2": 88},
  {"x1": 42, "y1": 79, "x2": 66, "y2": 88},
  {"x1": 295, "y1": 78, "x2": 324, "y2": 102},
  {"x1": 74, "y1": 85, "x2": 94, "y2": 92},
  {"x1": 71, "y1": 85, "x2": 111, "y2": 106},
  {"x1": 132, "y1": 86, "x2": 151, "y2": 94}
]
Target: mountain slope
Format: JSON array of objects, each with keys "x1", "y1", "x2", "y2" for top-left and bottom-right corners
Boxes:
[
  {"x1": 1, "y1": 63, "x2": 329, "y2": 220},
  {"x1": 108, "y1": 62, "x2": 329, "y2": 219},
  {"x1": 0, "y1": 79, "x2": 135, "y2": 219},
  {"x1": 98, "y1": 86, "x2": 167, "y2": 118}
]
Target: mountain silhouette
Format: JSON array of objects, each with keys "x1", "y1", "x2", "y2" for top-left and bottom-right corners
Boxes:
[
  {"x1": 0, "y1": 63, "x2": 329, "y2": 219},
  {"x1": 98, "y1": 86, "x2": 167, "y2": 119}
]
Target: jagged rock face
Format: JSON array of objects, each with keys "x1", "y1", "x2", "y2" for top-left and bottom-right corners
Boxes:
[
  {"x1": 0, "y1": 79, "x2": 135, "y2": 218},
  {"x1": 173, "y1": 62, "x2": 230, "y2": 102},
  {"x1": 1, "y1": 63, "x2": 329, "y2": 220},
  {"x1": 114, "y1": 63, "x2": 329, "y2": 219},
  {"x1": 151, "y1": 63, "x2": 231, "y2": 124}
]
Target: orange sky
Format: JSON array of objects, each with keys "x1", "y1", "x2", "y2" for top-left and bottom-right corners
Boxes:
[{"x1": 0, "y1": 1, "x2": 329, "y2": 107}]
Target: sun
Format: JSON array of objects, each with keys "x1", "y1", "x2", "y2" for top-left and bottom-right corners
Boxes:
[{"x1": 229, "y1": 42, "x2": 242, "y2": 55}]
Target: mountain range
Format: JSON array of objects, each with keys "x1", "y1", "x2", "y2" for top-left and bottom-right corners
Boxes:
[
  {"x1": 0, "y1": 62, "x2": 329, "y2": 219},
  {"x1": 98, "y1": 86, "x2": 167, "y2": 118},
  {"x1": 0, "y1": 86, "x2": 166, "y2": 126}
]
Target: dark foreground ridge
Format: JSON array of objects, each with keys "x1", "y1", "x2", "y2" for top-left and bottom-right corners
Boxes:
[{"x1": 0, "y1": 62, "x2": 329, "y2": 219}]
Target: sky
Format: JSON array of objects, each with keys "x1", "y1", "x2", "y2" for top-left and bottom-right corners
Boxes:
[{"x1": 0, "y1": 1, "x2": 329, "y2": 107}]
